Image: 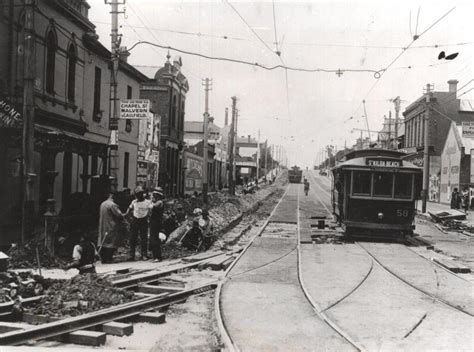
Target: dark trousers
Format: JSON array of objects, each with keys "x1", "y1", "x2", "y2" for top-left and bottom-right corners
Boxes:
[
  {"x1": 100, "y1": 247, "x2": 116, "y2": 263},
  {"x1": 130, "y1": 217, "x2": 148, "y2": 258},
  {"x1": 149, "y1": 233, "x2": 162, "y2": 260}
]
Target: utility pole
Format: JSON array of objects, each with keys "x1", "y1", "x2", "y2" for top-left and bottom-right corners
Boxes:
[
  {"x1": 234, "y1": 108, "x2": 239, "y2": 187},
  {"x1": 228, "y1": 97, "x2": 236, "y2": 195},
  {"x1": 387, "y1": 111, "x2": 392, "y2": 150},
  {"x1": 422, "y1": 84, "x2": 433, "y2": 213},
  {"x1": 105, "y1": 0, "x2": 124, "y2": 192},
  {"x1": 393, "y1": 96, "x2": 401, "y2": 150},
  {"x1": 256, "y1": 130, "x2": 260, "y2": 182},
  {"x1": 264, "y1": 140, "x2": 268, "y2": 180},
  {"x1": 21, "y1": 0, "x2": 36, "y2": 244},
  {"x1": 202, "y1": 78, "x2": 212, "y2": 203}
]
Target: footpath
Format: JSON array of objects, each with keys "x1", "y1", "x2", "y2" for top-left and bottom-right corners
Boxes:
[{"x1": 415, "y1": 201, "x2": 474, "y2": 275}]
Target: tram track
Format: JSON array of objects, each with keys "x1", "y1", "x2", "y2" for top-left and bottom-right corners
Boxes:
[{"x1": 301, "y1": 171, "x2": 473, "y2": 350}]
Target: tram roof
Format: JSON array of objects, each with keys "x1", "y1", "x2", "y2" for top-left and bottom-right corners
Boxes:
[{"x1": 343, "y1": 149, "x2": 407, "y2": 161}]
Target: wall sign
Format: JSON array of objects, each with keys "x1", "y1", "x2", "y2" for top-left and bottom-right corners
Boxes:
[{"x1": 366, "y1": 159, "x2": 401, "y2": 167}]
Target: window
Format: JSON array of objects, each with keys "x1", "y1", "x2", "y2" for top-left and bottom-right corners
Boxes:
[
  {"x1": 373, "y1": 172, "x2": 393, "y2": 197},
  {"x1": 67, "y1": 44, "x2": 76, "y2": 102},
  {"x1": 352, "y1": 171, "x2": 371, "y2": 195},
  {"x1": 123, "y1": 152, "x2": 129, "y2": 188},
  {"x1": 45, "y1": 30, "x2": 57, "y2": 94},
  {"x1": 171, "y1": 95, "x2": 177, "y2": 128},
  {"x1": 394, "y1": 173, "x2": 412, "y2": 199},
  {"x1": 125, "y1": 85, "x2": 132, "y2": 132},
  {"x1": 93, "y1": 67, "x2": 101, "y2": 121}
]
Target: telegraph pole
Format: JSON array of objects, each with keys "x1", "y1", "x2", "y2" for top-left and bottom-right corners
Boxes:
[
  {"x1": 202, "y1": 78, "x2": 212, "y2": 203},
  {"x1": 234, "y1": 108, "x2": 238, "y2": 187},
  {"x1": 228, "y1": 97, "x2": 236, "y2": 195},
  {"x1": 422, "y1": 84, "x2": 433, "y2": 213},
  {"x1": 105, "y1": 0, "x2": 124, "y2": 192},
  {"x1": 264, "y1": 140, "x2": 268, "y2": 180},
  {"x1": 393, "y1": 96, "x2": 400, "y2": 150},
  {"x1": 256, "y1": 130, "x2": 260, "y2": 182},
  {"x1": 21, "y1": 0, "x2": 36, "y2": 243}
]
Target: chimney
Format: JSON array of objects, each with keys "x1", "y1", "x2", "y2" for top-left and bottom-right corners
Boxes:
[
  {"x1": 224, "y1": 108, "x2": 229, "y2": 126},
  {"x1": 448, "y1": 79, "x2": 458, "y2": 95},
  {"x1": 118, "y1": 47, "x2": 130, "y2": 63},
  {"x1": 248, "y1": 135, "x2": 251, "y2": 142}
]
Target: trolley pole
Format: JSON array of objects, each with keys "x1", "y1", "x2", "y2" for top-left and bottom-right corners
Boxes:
[
  {"x1": 387, "y1": 111, "x2": 392, "y2": 150},
  {"x1": 21, "y1": 0, "x2": 36, "y2": 244},
  {"x1": 422, "y1": 84, "x2": 433, "y2": 214},
  {"x1": 202, "y1": 78, "x2": 212, "y2": 204}
]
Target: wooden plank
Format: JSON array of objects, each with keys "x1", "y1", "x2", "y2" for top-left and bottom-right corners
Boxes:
[
  {"x1": 432, "y1": 258, "x2": 471, "y2": 273},
  {"x1": 135, "y1": 312, "x2": 166, "y2": 324},
  {"x1": 68, "y1": 330, "x2": 106, "y2": 346},
  {"x1": 0, "y1": 322, "x2": 30, "y2": 334},
  {"x1": 102, "y1": 322, "x2": 133, "y2": 336},
  {"x1": 138, "y1": 285, "x2": 184, "y2": 295}
]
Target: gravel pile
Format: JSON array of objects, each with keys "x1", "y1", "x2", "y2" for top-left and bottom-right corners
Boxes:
[
  {"x1": 28, "y1": 274, "x2": 135, "y2": 317},
  {"x1": 7, "y1": 239, "x2": 66, "y2": 269}
]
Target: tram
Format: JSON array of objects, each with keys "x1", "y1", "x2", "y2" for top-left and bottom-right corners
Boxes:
[
  {"x1": 288, "y1": 166, "x2": 303, "y2": 183},
  {"x1": 331, "y1": 149, "x2": 422, "y2": 240}
]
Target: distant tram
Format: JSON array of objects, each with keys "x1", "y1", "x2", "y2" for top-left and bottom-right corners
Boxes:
[
  {"x1": 331, "y1": 149, "x2": 422, "y2": 240},
  {"x1": 288, "y1": 166, "x2": 303, "y2": 183}
]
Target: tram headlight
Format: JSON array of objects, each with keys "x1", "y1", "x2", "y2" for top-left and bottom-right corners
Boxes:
[{"x1": 377, "y1": 212, "x2": 384, "y2": 219}]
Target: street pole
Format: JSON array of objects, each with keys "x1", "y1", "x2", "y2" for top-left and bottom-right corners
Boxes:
[
  {"x1": 264, "y1": 140, "x2": 268, "y2": 180},
  {"x1": 388, "y1": 111, "x2": 392, "y2": 150},
  {"x1": 393, "y1": 96, "x2": 400, "y2": 150},
  {"x1": 422, "y1": 84, "x2": 432, "y2": 214},
  {"x1": 21, "y1": 0, "x2": 36, "y2": 244},
  {"x1": 228, "y1": 96, "x2": 236, "y2": 195},
  {"x1": 256, "y1": 129, "x2": 260, "y2": 182},
  {"x1": 106, "y1": 0, "x2": 124, "y2": 192},
  {"x1": 202, "y1": 78, "x2": 212, "y2": 203}
]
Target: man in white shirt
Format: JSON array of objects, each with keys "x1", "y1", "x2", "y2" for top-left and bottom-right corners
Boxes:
[{"x1": 126, "y1": 186, "x2": 151, "y2": 260}]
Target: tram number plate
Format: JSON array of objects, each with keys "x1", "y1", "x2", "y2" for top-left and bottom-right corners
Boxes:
[{"x1": 396, "y1": 209, "x2": 409, "y2": 217}]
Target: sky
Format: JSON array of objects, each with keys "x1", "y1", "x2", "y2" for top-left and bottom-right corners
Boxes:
[{"x1": 88, "y1": 0, "x2": 474, "y2": 168}]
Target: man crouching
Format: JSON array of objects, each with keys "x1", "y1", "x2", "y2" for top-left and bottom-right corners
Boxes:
[{"x1": 64, "y1": 233, "x2": 101, "y2": 274}]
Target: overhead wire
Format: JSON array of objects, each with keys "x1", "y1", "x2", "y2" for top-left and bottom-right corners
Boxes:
[
  {"x1": 93, "y1": 20, "x2": 474, "y2": 50},
  {"x1": 438, "y1": 79, "x2": 474, "y2": 103},
  {"x1": 346, "y1": 6, "x2": 456, "y2": 125}
]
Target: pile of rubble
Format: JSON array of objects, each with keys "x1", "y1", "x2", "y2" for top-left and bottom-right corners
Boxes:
[
  {"x1": 0, "y1": 271, "x2": 58, "y2": 302},
  {"x1": 27, "y1": 274, "x2": 135, "y2": 318},
  {"x1": 7, "y1": 239, "x2": 65, "y2": 269}
]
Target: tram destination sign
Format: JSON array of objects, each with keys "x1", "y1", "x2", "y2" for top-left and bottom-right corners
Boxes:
[
  {"x1": 120, "y1": 99, "x2": 150, "y2": 119},
  {"x1": 366, "y1": 159, "x2": 401, "y2": 167}
]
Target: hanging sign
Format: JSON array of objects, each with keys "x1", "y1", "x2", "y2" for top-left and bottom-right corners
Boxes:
[
  {"x1": 462, "y1": 122, "x2": 474, "y2": 138},
  {"x1": 120, "y1": 99, "x2": 150, "y2": 119}
]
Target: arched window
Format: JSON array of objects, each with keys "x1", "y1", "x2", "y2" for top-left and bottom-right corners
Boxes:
[
  {"x1": 67, "y1": 43, "x2": 76, "y2": 101},
  {"x1": 45, "y1": 30, "x2": 57, "y2": 94}
]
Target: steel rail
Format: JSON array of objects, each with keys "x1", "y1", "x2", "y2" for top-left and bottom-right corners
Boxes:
[
  {"x1": 357, "y1": 242, "x2": 473, "y2": 317},
  {"x1": 296, "y1": 183, "x2": 365, "y2": 352},
  {"x1": 0, "y1": 283, "x2": 217, "y2": 346},
  {"x1": 215, "y1": 185, "x2": 290, "y2": 352}
]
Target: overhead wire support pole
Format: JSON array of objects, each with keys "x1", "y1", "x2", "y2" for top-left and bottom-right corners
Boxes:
[
  {"x1": 393, "y1": 96, "x2": 401, "y2": 150},
  {"x1": 105, "y1": 0, "x2": 125, "y2": 192},
  {"x1": 21, "y1": 0, "x2": 36, "y2": 244},
  {"x1": 422, "y1": 84, "x2": 433, "y2": 214},
  {"x1": 202, "y1": 78, "x2": 212, "y2": 204},
  {"x1": 228, "y1": 96, "x2": 237, "y2": 195}
]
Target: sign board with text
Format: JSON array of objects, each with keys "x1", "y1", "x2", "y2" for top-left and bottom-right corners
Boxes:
[
  {"x1": 366, "y1": 159, "x2": 401, "y2": 167},
  {"x1": 462, "y1": 122, "x2": 474, "y2": 138},
  {"x1": 120, "y1": 99, "x2": 150, "y2": 119}
]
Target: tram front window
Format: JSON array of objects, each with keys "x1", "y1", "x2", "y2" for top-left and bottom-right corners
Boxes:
[
  {"x1": 373, "y1": 172, "x2": 393, "y2": 197},
  {"x1": 394, "y1": 173, "x2": 413, "y2": 199},
  {"x1": 353, "y1": 172, "x2": 371, "y2": 195}
]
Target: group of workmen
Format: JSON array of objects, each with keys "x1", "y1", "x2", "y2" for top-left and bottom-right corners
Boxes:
[
  {"x1": 450, "y1": 187, "x2": 471, "y2": 212},
  {"x1": 65, "y1": 186, "x2": 213, "y2": 274}
]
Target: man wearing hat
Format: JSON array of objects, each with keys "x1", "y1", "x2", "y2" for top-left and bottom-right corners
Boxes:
[
  {"x1": 126, "y1": 186, "x2": 151, "y2": 260},
  {"x1": 149, "y1": 187, "x2": 165, "y2": 262}
]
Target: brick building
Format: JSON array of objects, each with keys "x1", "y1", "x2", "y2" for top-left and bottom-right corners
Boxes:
[
  {"x1": 140, "y1": 54, "x2": 188, "y2": 196},
  {"x1": 403, "y1": 80, "x2": 474, "y2": 202},
  {"x1": 0, "y1": 0, "x2": 147, "y2": 245}
]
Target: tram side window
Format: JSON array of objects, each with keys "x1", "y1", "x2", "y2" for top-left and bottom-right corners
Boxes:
[
  {"x1": 373, "y1": 172, "x2": 393, "y2": 197},
  {"x1": 353, "y1": 172, "x2": 371, "y2": 195},
  {"x1": 394, "y1": 173, "x2": 413, "y2": 199}
]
